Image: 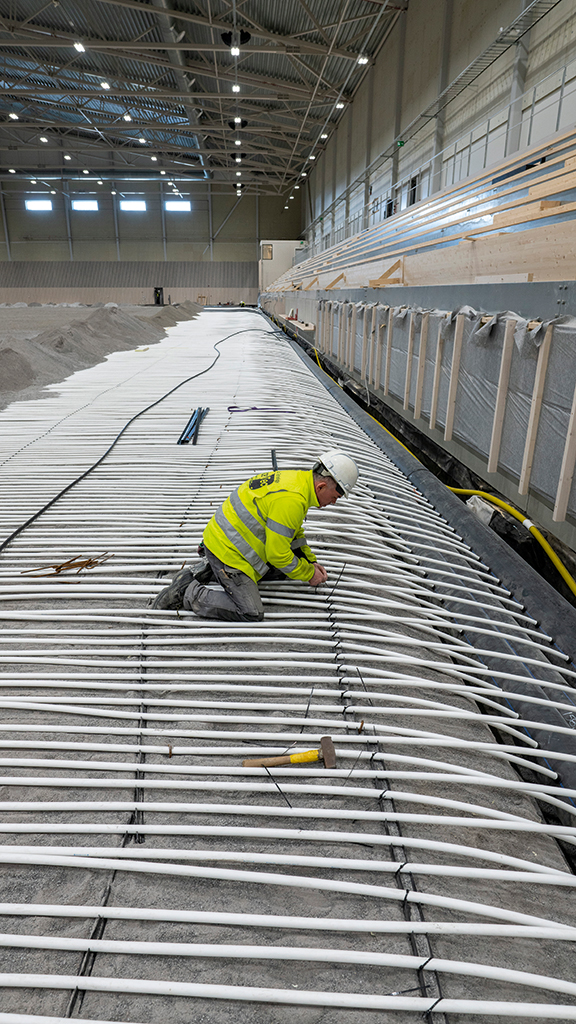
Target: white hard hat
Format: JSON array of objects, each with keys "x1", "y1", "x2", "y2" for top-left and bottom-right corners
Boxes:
[{"x1": 315, "y1": 449, "x2": 358, "y2": 496}]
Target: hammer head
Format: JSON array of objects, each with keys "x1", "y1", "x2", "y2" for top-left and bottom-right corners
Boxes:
[{"x1": 320, "y1": 735, "x2": 336, "y2": 769}]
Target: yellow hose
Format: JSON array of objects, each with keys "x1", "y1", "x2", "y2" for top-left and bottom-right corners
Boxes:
[{"x1": 449, "y1": 488, "x2": 576, "y2": 598}]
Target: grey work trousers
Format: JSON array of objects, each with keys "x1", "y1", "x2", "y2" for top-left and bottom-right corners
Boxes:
[{"x1": 183, "y1": 547, "x2": 264, "y2": 621}]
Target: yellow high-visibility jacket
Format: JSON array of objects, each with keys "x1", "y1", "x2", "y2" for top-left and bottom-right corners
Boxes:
[{"x1": 203, "y1": 469, "x2": 319, "y2": 583}]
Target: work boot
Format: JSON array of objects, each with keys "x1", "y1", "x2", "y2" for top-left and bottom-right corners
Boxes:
[{"x1": 152, "y1": 558, "x2": 211, "y2": 610}]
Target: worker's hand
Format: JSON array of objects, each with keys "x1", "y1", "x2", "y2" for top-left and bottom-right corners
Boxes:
[{"x1": 309, "y1": 563, "x2": 328, "y2": 587}]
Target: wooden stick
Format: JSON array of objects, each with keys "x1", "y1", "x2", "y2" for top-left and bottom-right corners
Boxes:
[
  {"x1": 444, "y1": 313, "x2": 465, "y2": 442},
  {"x1": 349, "y1": 303, "x2": 358, "y2": 370},
  {"x1": 488, "y1": 318, "x2": 516, "y2": 472},
  {"x1": 373, "y1": 312, "x2": 388, "y2": 389},
  {"x1": 553, "y1": 377, "x2": 576, "y2": 522},
  {"x1": 360, "y1": 306, "x2": 370, "y2": 381},
  {"x1": 518, "y1": 323, "x2": 553, "y2": 495},
  {"x1": 413, "y1": 312, "x2": 429, "y2": 420},
  {"x1": 383, "y1": 306, "x2": 394, "y2": 396},
  {"x1": 429, "y1": 320, "x2": 445, "y2": 431},
  {"x1": 403, "y1": 310, "x2": 416, "y2": 410}
]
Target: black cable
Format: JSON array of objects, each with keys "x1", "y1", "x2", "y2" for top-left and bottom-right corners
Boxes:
[{"x1": 0, "y1": 327, "x2": 284, "y2": 559}]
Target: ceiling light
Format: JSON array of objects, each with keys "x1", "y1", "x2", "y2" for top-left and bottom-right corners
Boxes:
[
  {"x1": 151, "y1": 155, "x2": 157, "y2": 161},
  {"x1": 139, "y1": 137, "x2": 146, "y2": 144},
  {"x1": 235, "y1": 139, "x2": 241, "y2": 146},
  {"x1": 30, "y1": 179, "x2": 37, "y2": 183},
  {"x1": 111, "y1": 190, "x2": 117, "y2": 195},
  {"x1": 9, "y1": 113, "x2": 18, "y2": 120},
  {"x1": 236, "y1": 171, "x2": 241, "y2": 176},
  {"x1": 284, "y1": 205, "x2": 288, "y2": 209},
  {"x1": 8, "y1": 168, "x2": 15, "y2": 173},
  {"x1": 301, "y1": 171, "x2": 307, "y2": 177},
  {"x1": 232, "y1": 84, "x2": 240, "y2": 93},
  {"x1": 320, "y1": 133, "x2": 328, "y2": 139},
  {"x1": 294, "y1": 185, "x2": 300, "y2": 189},
  {"x1": 357, "y1": 54, "x2": 369, "y2": 64},
  {"x1": 83, "y1": 169, "x2": 89, "y2": 174},
  {"x1": 64, "y1": 154, "x2": 71, "y2": 160},
  {"x1": 234, "y1": 116, "x2": 241, "y2": 124},
  {"x1": 73, "y1": 41, "x2": 85, "y2": 52},
  {"x1": 123, "y1": 113, "x2": 132, "y2": 121},
  {"x1": 235, "y1": 156, "x2": 241, "y2": 163},
  {"x1": 231, "y1": 45, "x2": 240, "y2": 56},
  {"x1": 160, "y1": 169, "x2": 166, "y2": 174},
  {"x1": 309, "y1": 155, "x2": 316, "y2": 160},
  {"x1": 336, "y1": 102, "x2": 344, "y2": 109},
  {"x1": 98, "y1": 179, "x2": 103, "y2": 184},
  {"x1": 168, "y1": 181, "x2": 174, "y2": 186},
  {"x1": 101, "y1": 81, "x2": 110, "y2": 89},
  {"x1": 50, "y1": 190, "x2": 56, "y2": 194},
  {"x1": 40, "y1": 136, "x2": 48, "y2": 143},
  {"x1": 289, "y1": 195, "x2": 294, "y2": 199}
]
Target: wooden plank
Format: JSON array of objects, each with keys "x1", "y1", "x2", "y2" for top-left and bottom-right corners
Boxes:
[
  {"x1": 487, "y1": 318, "x2": 517, "y2": 472},
  {"x1": 326, "y1": 272, "x2": 346, "y2": 289},
  {"x1": 374, "y1": 310, "x2": 388, "y2": 390},
  {"x1": 368, "y1": 258, "x2": 403, "y2": 287},
  {"x1": 444, "y1": 313, "x2": 465, "y2": 441},
  {"x1": 337, "y1": 302, "x2": 345, "y2": 362},
  {"x1": 553, "y1": 376, "x2": 576, "y2": 523},
  {"x1": 367, "y1": 304, "x2": 378, "y2": 383},
  {"x1": 303, "y1": 276, "x2": 319, "y2": 290},
  {"x1": 383, "y1": 306, "x2": 394, "y2": 396},
  {"x1": 349, "y1": 304, "x2": 358, "y2": 370},
  {"x1": 360, "y1": 306, "x2": 370, "y2": 381},
  {"x1": 413, "y1": 311, "x2": 429, "y2": 420},
  {"x1": 518, "y1": 323, "x2": 553, "y2": 495},
  {"x1": 429, "y1": 320, "x2": 445, "y2": 431},
  {"x1": 403, "y1": 311, "x2": 416, "y2": 410}
]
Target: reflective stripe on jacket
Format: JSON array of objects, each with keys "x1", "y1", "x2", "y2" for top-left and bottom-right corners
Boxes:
[{"x1": 203, "y1": 469, "x2": 319, "y2": 583}]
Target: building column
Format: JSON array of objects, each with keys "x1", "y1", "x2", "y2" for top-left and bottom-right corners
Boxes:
[
  {"x1": 506, "y1": 2, "x2": 532, "y2": 156},
  {"x1": 391, "y1": 8, "x2": 407, "y2": 200},
  {"x1": 431, "y1": 0, "x2": 453, "y2": 193}
]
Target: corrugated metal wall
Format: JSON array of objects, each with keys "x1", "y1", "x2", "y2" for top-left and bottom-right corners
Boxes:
[{"x1": 0, "y1": 261, "x2": 257, "y2": 288}]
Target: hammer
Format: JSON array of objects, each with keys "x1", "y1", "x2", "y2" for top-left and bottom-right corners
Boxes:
[{"x1": 243, "y1": 736, "x2": 336, "y2": 769}]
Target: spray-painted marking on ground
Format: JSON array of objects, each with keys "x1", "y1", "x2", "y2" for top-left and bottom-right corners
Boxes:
[{"x1": 0, "y1": 309, "x2": 575, "y2": 1022}]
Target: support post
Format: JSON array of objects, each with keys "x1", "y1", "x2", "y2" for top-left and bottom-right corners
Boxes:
[
  {"x1": 0, "y1": 184, "x2": 11, "y2": 261},
  {"x1": 413, "y1": 312, "x2": 429, "y2": 420},
  {"x1": 208, "y1": 182, "x2": 214, "y2": 261},
  {"x1": 488, "y1": 318, "x2": 517, "y2": 472},
  {"x1": 553, "y1": 379, "x2": 576, "y2": 523},
  {"x1": 63, "y1": 184, "x2": 73, "y2": 261},
  {"x1": 429, "y1": 320, "x2": 445, "y2": 431},
  {"x1": 349, "y1": 303, "x2": 358, "y2": 370},
  {"x1": 383, "y1": 306, "x2": 394, "y2": 396},
  {"x1": 518, "y1": 323, "x2": 553, "y2": 495},
  {"x1": 111, "y1": 182, "x2": 120, "y2": 261},
  {"x1": 444, "y1": 313, "x2": 465, "y2": 442},
  {"x1": 160, "y1": 180, "x2": 167, "y2": 262},
  {"x1": 374, "y1": 311, "x2": 388, "y2": 389},
  {"x1": 403, "y1": 310, "x2": 416, "y2": 410}
]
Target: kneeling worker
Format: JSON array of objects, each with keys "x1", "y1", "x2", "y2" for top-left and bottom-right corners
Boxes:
[{"x1": 152, "y1": 449, "x2": 358, "y2": 621}]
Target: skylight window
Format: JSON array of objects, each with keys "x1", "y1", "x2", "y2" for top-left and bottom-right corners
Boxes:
[
  {"x1": 165, "y1": 200, "x2": 191, "y2": 212},
  {"x1": 119, "y1": 200, "x2": 146, "y2": 211},
  {"x1": 25, "y1": 199, "x2": 52, "y2": 211},
  {"x1": 71, "y1": 199, "x2": 98, "y2": 211}
]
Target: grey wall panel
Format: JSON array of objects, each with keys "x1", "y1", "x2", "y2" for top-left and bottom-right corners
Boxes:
[{"x1": 0, "y1": 261, "x2": 257, "y2": 289}]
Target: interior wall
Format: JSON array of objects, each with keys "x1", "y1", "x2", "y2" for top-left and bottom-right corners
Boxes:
[
  {"x1": 307, "y1": 0, "x2": 576, "y2": 240},
  {"x1": 0, "y1": 181, "x2": 302, "y2": 264}
]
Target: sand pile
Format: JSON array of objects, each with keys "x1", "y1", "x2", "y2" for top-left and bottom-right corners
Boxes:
[{"x1": 0, "y1": 302, "x2": 199, "y2": 411}]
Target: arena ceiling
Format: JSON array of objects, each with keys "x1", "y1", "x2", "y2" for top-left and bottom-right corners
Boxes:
[{"x1": 0, "y1": 0, "x2": 403, "y2": 197}]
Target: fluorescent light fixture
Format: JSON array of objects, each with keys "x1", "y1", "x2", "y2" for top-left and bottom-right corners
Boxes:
[
  {"x1": 120, "y1": 199, "x2": 146, "y2": 211},
  {"x1": 309, "y1": 154, "x2": 316, "y2": 160},
  {"x1": 151, "y1": 155, "x2": 157, "y2": 161},
  {"x1": 289, "y1": 195, "x2": 294, "y2": 199},
  {"x1": 123, "y1": 113, "x2": 132, "y2": 121},
  {"x1": 97, "y1": 180, "x2": 103, "y2": 184},
  {"x1": 9, "y1": 113, "x2": 18, "y2": 120},
  {"x1": 40, "y1": 136, "x2": 48, "y2": 143},
  {"x1": 73, "y1": 41, "x2": 85, "y2": 52},
  {"x1": 72, "y1": 199, "x2": 99, "y2": 210},
  {"x1": 231, "y1": 45, "x2": 240, "y2": 56},
  {"x1": 165, "y1": 200, "x2": 191, "y2": 211},
  {"x1": 160, "y1": 170, "x2": 166, "y2": 174},
  {"x1": 101, "y1": 81, "x2": 110, "y2": 89},
  {"x1": 83, "y1": 169, "x2": 89, "y2": 174},
  {"x1": 320, "y1": 133, "x2": 328, "y2": 139},
  {"x1": 301, "y1": 171, "x2": 307, "y2": 176},
  {"x1": 110, "y1": 190, "x2": 117, "y2": 195},
  {"x1": 8, "y1": 168, "x2": 15, "y2": 173},
  {"x1": 284, "y1": 205, "x2": 288, "y2": 209},
  {"x1": 30, "y1": 179, "x2": 36, "y2": 183},
  {"x1": 235, "y1": 156, "x2": 241, "y2": 163},
  {"x1": 294, "y1": 185, "x2": 300, "y2": 189},
  {"x1": 50, "y1": 190, "x2": 56, "y2": 194},
  {"x1": 236, "y1": 171, "x2": 241, "y2": 176},
  {"x1": 232, "y1": 84, "x2": 240, "y2": 92},
  {"x1": 64, "y1": 154, "x2": 71, "y2": 160},
  {"x1": 235, "y1": 139, "x2": 241, "y2": 146},
  {"x1": 139, "y1": 137, "x2": 146, "y2": 144},
  {"x1": 234, "y1": 116, "x2": 242, "y2": 123},
  {"x1": 336, "y1": 102, "x2": 344, "y2": 109},
  {"x1": 357, "y1": 54, "x2": 368, "y2": 64},
  {"x1": 25, "y1": 199, "x2": 52, "y2": 210}
]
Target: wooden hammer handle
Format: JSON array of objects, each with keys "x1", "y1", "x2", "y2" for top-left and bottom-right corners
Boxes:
[{"x1": 242, "y1": 755, "x2": 292, "y2": 767}]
